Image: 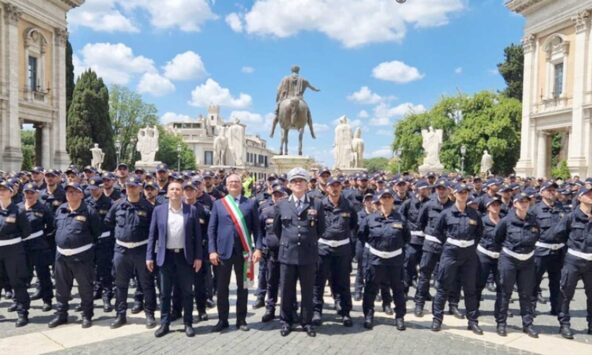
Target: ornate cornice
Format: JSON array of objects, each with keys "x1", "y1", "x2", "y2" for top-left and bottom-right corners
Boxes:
[
  {"x1": 2, "y1": 2, "x2": 22, "y2": 25},
  {"x1": 54, "y1": 27, "x2": 68, "y2": 47},
  {"x1": 506, "y1": 0, "x2": 546, "y2": 14},
  {"x1": 573, "y1": 10, "x2": 590, "y2": 34},
  {"x1": 522, "y1": 34, "x2": 537, "y2": 53}
]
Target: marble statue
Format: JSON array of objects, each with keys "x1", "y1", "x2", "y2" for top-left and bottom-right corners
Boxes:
[
  {"x1": 421, "y1": 126, "x2": 443, "y2": 168},
  {"x1": 228, "y1": 118, "x2": 245, "y2": 166},
  {"x1": 90, "y1": 143, "x2": 104, "y2": 170},
  {"x1": 333, "y1": 116, "x2": 354, "y2": 169},
  {"x1": 351, "y1": 127, "x2": 364, "y2": 168},
  {"x1": 213, "y1": 126, "x2": 228, "y2": 166},
  {"x1": 270, "y1": 65, "x2": 319, "y2": 155},
  {"x1": 136, "y1": 126, "x2": 159, "y2": 163},
  {"x1": 480, "y1": 150, "x2": 494, "y2": 175}
]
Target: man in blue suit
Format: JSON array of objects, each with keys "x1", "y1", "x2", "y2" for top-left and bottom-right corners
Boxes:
[
  {"x1": 146, "y1": 181, "x2": 203, "y2": 338},
  {"x1": 208, "y1": 173, "x2": 262, "y2": 332}
]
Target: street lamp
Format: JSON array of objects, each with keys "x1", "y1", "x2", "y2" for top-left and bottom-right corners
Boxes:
[
  {"x1": 176, "y1": 143, "x2": 181, "y2": 172},
  {"x1": 115, "y1": 139, "x2": 121, "y2": 167},
  {"x1": 460, "y1": 144, "x2": 467, "y2": 174}
]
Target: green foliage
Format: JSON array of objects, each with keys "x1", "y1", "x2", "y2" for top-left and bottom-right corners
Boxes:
[
  {"x1": 21, "y1": 130, "x2": 35, "y2": 171},
  {"x1": 550, "y1": 133, "x2": 562, "y2": 168},
  {"x1": 551, "y1": 160, "x2": 571, "y2": 180},
  {"x1": 155, "y1": 126, "x2": 196, "y2": 171},
  {"x1": 67, "y1": 69, "x2": 116, "y2": 169},
  {"x1": 363, "y1": 157, "x2": 389, "y2": 174},
  {"x1": 497, "y1": 43, "x2": 524, "y2": 101},
  {"x1": 66, "y1": 40, "x2": 75, "y2": 113}
]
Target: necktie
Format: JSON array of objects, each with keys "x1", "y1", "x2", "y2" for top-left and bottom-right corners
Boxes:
[{"x1": 296, "y1": 200, "x2": 302, "y2": 213}]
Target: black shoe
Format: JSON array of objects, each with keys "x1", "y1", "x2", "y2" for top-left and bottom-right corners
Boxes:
[
  {"x1": 197, "y1": 312, "x2": 209, "y2": 322},
  {"x1": 8, "y1": 303, "x2": 17, "y2": 312},
  {"x1": 185, "y1": 324, "x2": 195, "y2": 337},
  {"x1": 537, "y1": 293, "x2": 547, "y2": 304},
  {"x1": 48, "y1": 315, "x2": 68, "y2": 328},
  {"x1": 237, "y1": 320, "x2": 249, "y2": 331},
  {"x1": 110, "y1": 315, "x2": 127, "y2": 329},
  {"x1": 206, "y1": 298, "x2": 215, "y2": 309},
  {"x1": 81, "y1": 317, "x2": 92, "y2": 329},
  {"x1": 468, "y1": 323, "x2": 483, "y2": 335},
  {"x1": 353, "y1": 292, "x2": 362, "y2": 302},
  {"x1": 170, "y1": 311, "x2": 182, "y2": 322},
  {"x1": 342, "y1": 314, "x2": 353, "y2": 327},
  {"x1": 211, "y1": 320, "x2": 229, "y2": 332},
  {"x1": 42, "y1": 302, "x2": 52, "y2": 312},
  {"x1": 431, "y1": 320, "x2": 442, "y2": 332},
  {"x1": 146, "y1": 313, "x2": 157, "y2": 329},
  {"x1": 30, "y1": 290, "x2": 42, "y2": 301},
  {"x1": 252, "y1": 297, "x2": 265, "y2": 309},
  {"x1": 497, "y1": 324, "x2": 507, "y2": 337},
  {"x1": 280, "y1": 324, "x2": 291, "y2": 336},
  {"x1": 523, "y1": 325, "x2": 538, "y2": 338},
  {"x1": 414, "y1": 305, "x2": 424, "y2": 317},
  {"x1": 304, "y1": 325, "x2": 316, "y2": 337},
  {"x1": 311, "y1": 312, "x2": 322, "y2": 326},
  {"x1": 363, "y1": 314, "x2": 374, "y2": 330},
  {"x1": 5, "y1": 290, "x2": 13, "y2": 299},
  {"x1": 15, "y1": 314, "x2": 28, "y2": 328},
  {"x1": 154, "y1": 324, "x2": 169, "y2": 338},
  {"x1": 75, "y1": 304, "x2": 82, "y2": 312},
  {"x1": 103, "y1": 299, "x2": 113, "y2": 313},
  {"x1": 449, "y1": 306, "x2": 465, "y2": 319},
  {"x1": 395, "y1": 318, "x2": 406, "y2": 331},
  {"x1": 262, "y1": 309, "x2": 275, "y2": 323},
  {"x1": 560, "y1": 325, "x2": 574, "y2": 339},
  {"x1": 383, "y1": 304, "x2": 393, "y2": 315},
  {"x1": 131, "y1": 303, "x2": 143, "y2": 314},
  {"x1": 486, "y1": 282, "x2": 496, "y2": 292}
]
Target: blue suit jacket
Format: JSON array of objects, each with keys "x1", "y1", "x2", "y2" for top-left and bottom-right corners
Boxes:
[
  {"x1": 207, "y1": 195, "x2": 262, "y2": 260},
  {"x1": 147, "y1": 202, "x2": 202, "y2": 267}
]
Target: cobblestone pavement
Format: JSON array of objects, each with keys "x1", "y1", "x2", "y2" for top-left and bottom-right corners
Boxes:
[{"x1": 1, "y1": 262, "x2": 591, "y2": 355}]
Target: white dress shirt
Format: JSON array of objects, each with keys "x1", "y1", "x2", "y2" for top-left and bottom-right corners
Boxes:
[{"x1": 166, "y1": 204, "x2": 185, "y2": 250}]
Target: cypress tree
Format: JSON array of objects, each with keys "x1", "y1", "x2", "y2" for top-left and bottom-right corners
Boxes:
[{"x1": 66, "y1": 40, "x2": 75, "y2": 113}]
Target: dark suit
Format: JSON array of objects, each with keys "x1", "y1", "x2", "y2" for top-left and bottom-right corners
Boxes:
[
  {"x1": 208, "y1": 195, "x2": 261, "y2": 323},
  {"x1": 147, "y1": 202, "x2": 202, "y2": 325}
]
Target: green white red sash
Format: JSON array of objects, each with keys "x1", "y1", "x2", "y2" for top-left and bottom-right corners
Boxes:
[{"x1": 221, "y1": 195, "x2": 255, "y2": 285}]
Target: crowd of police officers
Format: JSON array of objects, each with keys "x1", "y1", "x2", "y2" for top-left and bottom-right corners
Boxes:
[{"x1": 1, "y1": 162, "x2": 592, "y2": 340}]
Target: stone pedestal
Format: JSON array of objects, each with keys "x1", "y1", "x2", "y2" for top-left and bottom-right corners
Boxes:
[
  {"x1": 271, "y1": 155, "x2": 314, "y2": 174},
  {"x1": 134, "y1": 161, "x2": 161, "y2": 172},
  {"x1": 418, "y1": 163, "x2": 444, "y2": 176},
  {"x1": 335, "y1": 167, "x2": 367, "y2": 175}
]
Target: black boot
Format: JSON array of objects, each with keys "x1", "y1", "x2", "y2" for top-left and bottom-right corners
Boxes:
[
  {"x1": 81, "y1": 316, "x2": 92, "y2": 329},
  {"x1": 395, "y1": 318, "x2": 406, "y2": 331},
  {"x1": 468, "y1": 323, "x2": 483, "y2": 335},
  {"x1": 15, "y1": 314, "x2": 28, "y2": 328},
  {"x1": 382, "y1": 304, "x2": 393, "y2": 315},
  {"x1": 48, "y1": 315, "x2": 68, "y2": 328},
  {"x1": 154, "y1": 324, "x2": 169, "y2": 338},
  {"x1": 363, "y1": 312, "x2": 374, "y2": 330},
  {"x1": 523, "y1": 325, "x2": 538, "y2": 338},
  {"x1": 211, "y1": 320, "x2": 229, "y2": 332},
  {"x1": 342, "y1": 314, "x2": 353, "y2": 327},
  {"x1": 414, "y1": 304, "x2": 424, "y2": 317},
  {"x1": 559, "y1": 325, "x2": 574, "y2": 339},
  {"x1": 131, "y1": 302, "x2": 143, "y2": 314},
  {"x1": 311, "y1": 311, "x2": 322, "y2": 326},
  {"x1": 497, "y1": 324, "x2": 507, "y2": 337},
  {"x1": 252, "y1": 297, "x2": 265, "y2": 309},
  {"x1": 145, "y1": 313, "x2": 157, "y2": 329},
  {"x1": 431, "y1": 319, "x2": 442, "y2": 332},
  {"x1": 448, "y1": 306, "x2": 465, "y2": 319},
  {"x1": 262, "y1": 308, "x2": 275, "y2": 323},
  {"x1": 103, "y1": 298, "x2": 113, "y2": 313},
  {"x1": 110, "y1": 314, "x2": 127, "y2": 329}
]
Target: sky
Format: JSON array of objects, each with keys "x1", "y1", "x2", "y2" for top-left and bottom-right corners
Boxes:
[{"x1": 67, "y1": 0, "x2": 525, "y2": 167}]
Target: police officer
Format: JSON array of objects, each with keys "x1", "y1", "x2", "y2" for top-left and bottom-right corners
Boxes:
[
  {"x1": 530, "y1": 181, "x2": 565, "y2": 315},
  {"x1": 273, "y1": 167, "x2": 325, "y2": 337},
  {"x1": 476, "y1": 197, "x2": 502, "y2": 313},
  {"x1": 85, "y1": 177, "x2": 114, "y2": 312},
  {"x1": 354, "y1": 193, "x2": 375, "y2": 300},
  {"x1": 49, "y1": 182, "x2": 101, "y2": 329},
  {"x1": 19, "y1": 183, "x2": 54, "y2": 312},
  {"x1": 494, "y1": 192, "x2": 540, "y2": 338},
  {"x1": 107, "y1": 176, "x2": 157, "y2": 329},
  {"x1": 0, "y1": 180, "x2": 32, "y2": 327},
  {"x1": 312, "y1": 176, "x2": 358, "y2": 327},
  {"x1": 359, "y1": 188, "x2": 409, "y2": 331},
  {"x1": 431, "y1": 183, "x2": 483, "y2": 335},
  {"x1": 554, "y1": 186, "x2": 592, "y2": 339},
  {"x1": 101, "y1": 172, "x2": 122, "y2": 201}
]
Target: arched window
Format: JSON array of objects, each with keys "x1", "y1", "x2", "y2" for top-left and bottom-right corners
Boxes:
[
  {"x1": 543, "y1": 34, "x2": 569, "y2": 99},
  {"x1": 23, "y1": 27, "x2": 48, "y2": 101}
]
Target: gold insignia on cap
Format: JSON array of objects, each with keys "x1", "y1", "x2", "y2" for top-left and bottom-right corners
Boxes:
[{"x1": 90, "y1": 179, "x2": 95, "y2": 185}]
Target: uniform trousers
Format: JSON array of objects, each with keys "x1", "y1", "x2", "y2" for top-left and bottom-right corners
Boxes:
[
  {"x1": 113, "y1": 246, "x2": 156, "y2": 316},
  {"x1": 497, "y1": 253, "x2": 535, "y2": 327},
  {"x1": 558, "y1": 254, "x2": 592, "y2": 327},
  {"x1": 55, "y1": 250, "x2": 95, "y2": 318},
  {"x1": 280, "y1": 263, "x2": 315, "y2": 326},
  {"x1": 0, "y1": 243, "x2": 30, "y2": 316}
]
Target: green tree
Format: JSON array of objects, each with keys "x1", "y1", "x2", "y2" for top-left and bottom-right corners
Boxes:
[
  {"x1": 363, "y1": 157, "x2": 389, "y2": 174},
  {"x1": 551, "y1": 160, "x2": 571, "y2": 180},
  {"x1": 67, "y1": 69, "x2": 115, "y2": 169},
  {"x1": 66, "y1": 40, "x2": 75, "y2": 113},
  {"x1": 21, "y1": 130, "x2": 35, "y2": 171},
  {"x1": 155, "y1": 125, "x2": 196, "y2": 171},
  {"x1": 497, "y1": 43, "x2": 524, "y2": 101},
  {"x1": 109, "y1": 85, "x2": 159, "y2": 165}
]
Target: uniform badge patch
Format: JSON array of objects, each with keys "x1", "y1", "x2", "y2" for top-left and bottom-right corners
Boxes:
[
  {"x1": 308, "y1": 209, "x2": 317, "y2": 216},
  {"x1": 341, "y1": 212, "x2": 350, "y2": 218},
  {"x1": 137, "y1": 211, "x2": 147, "y2": 217},
  {"x1": 199, "y1": 218, "x2": 206, "y2": 224},
  {"x1": 34, "y1": 212, "x2": 44, "y2": 218},
  {"x1": 266, "y1": 218, "x2": 274, "y2": 224},
  {"x1": 469, "y1": 219, "x2": 478, "y2": 225},
  {"x1": 53, "y1": 201, "x2": 61, "y2": 206},
  {"x1": 392, "y1": 223, "x2": 403, "y2": 229},
  {"x1": 5, "y1": 216, "x2": 16, "y2": 223},
  {"x1": 99, "y1": 209, "x2": 108, "y2": 215},
  {"x1": 75, "y1": 215, "x2": 87, "y2": 222}
]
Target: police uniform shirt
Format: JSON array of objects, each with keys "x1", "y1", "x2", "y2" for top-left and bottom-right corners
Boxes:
[
  {"x1": 86, "y1": 194, "x2": 113, "y2": 238},
  {"x1": 306, "y1": 188, "x2": 324, "y2": 201},
  {"x1": 320, "y1": 196, "x2": 358, "y2": 256},
  {"x1": 554, "y1": 208, "x2": 592, "y2": 255},
  {"x1": 104, "y1": 188, "x2": 122, "y2": 202},
  {"x1": 17, "y1": 200, "x2": 53, "y2": 250},
  {"x1": 105, "y1": 198, "x2": 153, "y2": 244},
  {"x1": 494, "y1": 210, "x2": 540, "y2": 254},
  {"x1": 433, "y1": 205, "x2": 483, "y2": 245},
  {"x1": 260, "y1": 203, "x2": 279, "y2": 250},
  {"x1": 358, "y1": 209, "x2": 410, "y2": 266},
  {"x1": 0, "y1": 202, "x2": 31, "y2": 243},
  {"x1": 530, "y1": 200, "x2": 565, "y2": 255},
  {"x1": 400, "y1": 195, "x2": 430, "y2": 245},
  {"x1": 417, "y1": 197, "x2": 454, "y2": 253},
  {"x1": 54, "y1": 202, "x2": 101, "y2": 252},
  {"x1": 40, "y1": 185, "x2": 66, "y2": 214},
  {"x1": 480, "y1": 214, "x2": 501, "y2": 252},
  {"x1": 196, "y1": 192, "x2": 214, "y2": 211}
]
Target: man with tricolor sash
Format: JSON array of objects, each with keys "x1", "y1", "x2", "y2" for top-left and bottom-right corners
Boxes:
[{"x1": 208, "y1": 173, "x2": 262, "y2": 332}]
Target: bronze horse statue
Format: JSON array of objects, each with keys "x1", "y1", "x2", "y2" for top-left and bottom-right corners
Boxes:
[{"x1": 270, "y1": 97, "x2": 316, "y2": 155}]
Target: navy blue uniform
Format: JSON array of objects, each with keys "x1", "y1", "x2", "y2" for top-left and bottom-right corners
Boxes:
[
  {"x1": 193, "y1": 196, "x2": 213, "y2": 315},
  {"x1": 476, "y1": 215, "x2": 502, "y2": 310},
  {"x1": 400, "y1": 195, "x2": 429, "y2": 292},
  {"x1": 86, "y1": 194, "x2": 114, "y2": 303},
  {"x1": 260, "y1": 203, "x2": 282, "y2": 313}
]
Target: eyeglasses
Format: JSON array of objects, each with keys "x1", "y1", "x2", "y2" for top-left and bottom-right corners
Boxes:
[{"x1": 227, "y1": 180, "x2": 241, "y2": 184}]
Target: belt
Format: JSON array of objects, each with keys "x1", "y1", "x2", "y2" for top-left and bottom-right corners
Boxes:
[
  {"x1": 424, "y1": 234, "x2": 442, "y2": 244},
  {"x1": 22, "y1": 230, "x2": 43, "y2": 242},
  {"x1": 318, "y1": 238, "x2": 350, "y2": 248},
  {"x1": 502, "y1": 247, "x2": 534, "y2": 261},
  {"x1": 567, "y1": 248, "x2": 592, "y2": 261},
  {"x1": 57, "y1": 243, "x2": 93, "y2": 256},
  {"x1": 410, "y1": 230, "x2": 425, "y2": 237},
  {"x1": 535, "y1": 241, "x2": 565, "y2": 251},
  {"x1": 477, "y1": 244, "x2": 500, "y2": 259},
  {"x1": 98, "y1": 231, "x2": 111, "y2": 239},
  {"x1": 0, "y1": 237, "x2": 22, "y2": 247},
  {"x1": 167, "y1": 248, "x2": 184, "y2": 253},
  {"x1": 446, "y1": 238, "x2": 475, "y2": 248},
  {"x1": 116, "y1": 239, "x2": 148, "y2": 249},
  {"x1": 367, "y1": 245, "x2": 402, "y2": 259}
]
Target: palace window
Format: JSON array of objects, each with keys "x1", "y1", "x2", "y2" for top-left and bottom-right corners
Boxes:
[
  {"x1": 544, "y1": 34, "x2": 569, "y2": 99},
  {"x1": 204, "y1": 151, "x2": 213, "y2": 165},
  {"x1": 28, "y1": 56, "x2": 38, "y2": 90},
  {"x1": 24, "y1": 28, "x2": 48, "y2": 102},
  {"x1": 553, "y1": 62, "x2": 564, "y2": 97}
]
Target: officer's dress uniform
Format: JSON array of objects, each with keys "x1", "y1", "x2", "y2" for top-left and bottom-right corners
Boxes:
[
  {"x1": 86, "y1": 191, "x2": 114, "y2": 306},
  {"x1": 358, "y1": 209, "x2": 410, "y2": 328},
  {"x1": 431, "y1": 203, "x2": 483, "y2": 331},
  {"x1": 400, "y1": 195, "x2": 429, "y2": 293},
  {"x1": 530, "y1": 200, "x2": 565, "y2": 315},
  {"x1": 40, "y1": 184, "x2": 66, "y2": 256},
  {"x1": 53, "y1": 200, "x2": 101, "y2": 324},
  {"x1": 272, "y1": 195, "x2": 325, "y2": 330},
  {"x1": 494, "y1": 209, "x2": 540, "y2": 335},
  {"x1": 476, "y1": 213, "x2": 502, "y2": 311},
  {"x1": 104, "y1": 197, "x2": 156, "y2": 324},
  {"x1": 313, "y1": 195, "x2": 358, "y2": 322}
]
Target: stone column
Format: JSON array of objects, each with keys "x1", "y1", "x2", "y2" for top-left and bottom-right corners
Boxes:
[
  {"x1": 2, "y1": 2, "x2": 23, "y2": 171},
  {"x1": 52, "y1": 27, "x2": 70, "y2": 169},
  {"x1": 535, "y1": 131, "x2": 548, "y2": 178},
  {"x1": 515, "y1": 34, "x2": 536, "y2": 177},
  {"x1": 40, "y1": 123, "x2": 51, "y2": 167},
  {"x1": 567, "y1": 10, "x2": 589, "y2": 176}
]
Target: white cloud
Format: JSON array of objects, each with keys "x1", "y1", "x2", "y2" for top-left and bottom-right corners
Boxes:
[
  {"x1": 124, "y1": 0, "x2": 217, "y2": 32},
  {"x1": 455, "y1": 67, "x2": 463, "y2": 74},
  {"x1": 358, "y1": 110, "x2": 369, "y2": 118},
  {"x1": 161, "y1": 112, "x2": 193, "y2": 124},
  {"x1": 313, "y1": 123, "x2": 330, "y2": 133},
  {"x1": 226, "y1": 13, "x2": 244, "y2": 32},
  {"x1": 229, "y1": 110, "x2": 264, "y2": 124},
  {"x1": 372, "y1": 60, "x2": 424, "y2": 83},
  {"x1": 69, "y1": 0, "x2": 139, "y2": 33},
  {"x1": 347, "y1": 86, "x2": 382, "y2": 104},
  {"x1": 74, "y1": 42, "x2": 156, "y2": 85},
  {"x1": 233, "y1": 0, "x2": 464, "y2": 48},
  {"x1": 189, "y1": 79, "x2": 252, "y2": 109},
  {"x1": 370, "y1": 102, "x2": 426, "y2": 126},
  {"x1": 163, "y1": 51, "x2": 206, "y2": 81},
  {"x1": 368, "y1": 146, "x2": 393, "y2": 158},
  {"x1": 241, "y1": 66, "x2": 255, "y2": 74},
  {"x1": 377, "y1": 129, "x2": 392, "y2": 136},
  {"x1": 137, "y1": 73, "x2": 175, "y2": 97}
]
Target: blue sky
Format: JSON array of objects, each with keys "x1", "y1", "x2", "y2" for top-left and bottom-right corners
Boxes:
[{"x1": 68, "y1": 0, "x2": 524, "y2": 167}]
